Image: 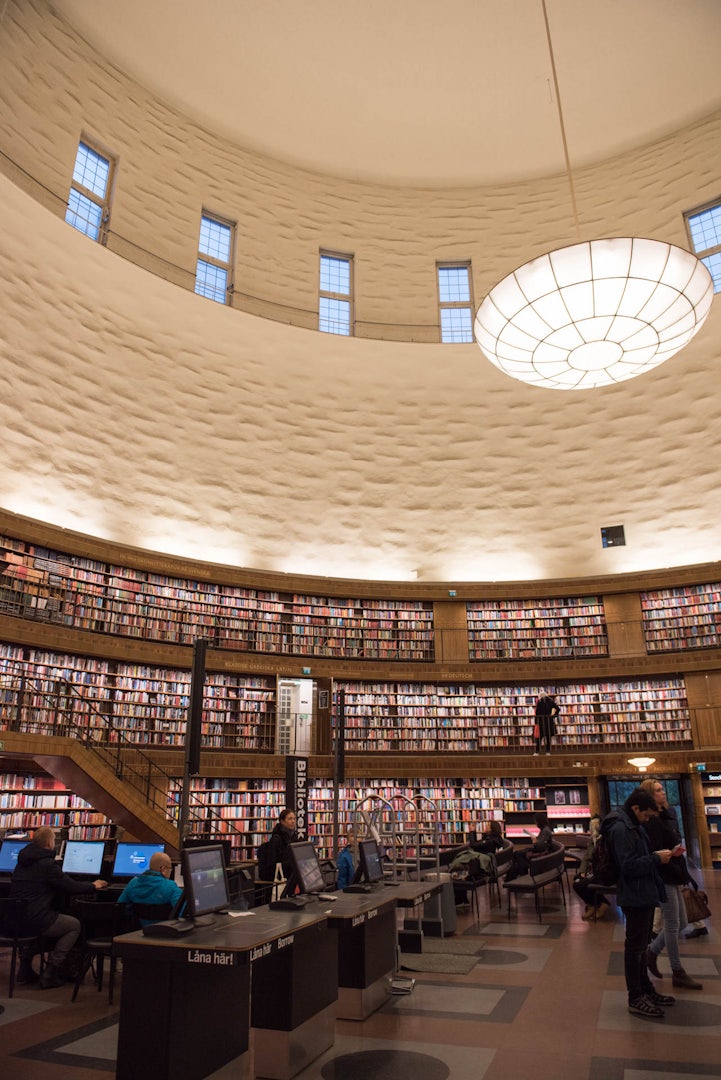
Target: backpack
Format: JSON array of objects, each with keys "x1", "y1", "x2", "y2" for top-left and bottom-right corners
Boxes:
[
  {"x1": 256, "y1": 839, "x2": 276, "y2": 881},
  {"x1": 590, "y1": 832, "x2": 617, "y2": 886}
]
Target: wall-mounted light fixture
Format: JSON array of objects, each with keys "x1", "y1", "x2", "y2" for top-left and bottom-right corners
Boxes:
[{"x1": 628, "y1": 756, "x2": 656, "y2": 772}]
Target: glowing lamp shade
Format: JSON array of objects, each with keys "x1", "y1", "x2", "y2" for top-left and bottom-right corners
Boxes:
[
  {"x1": 628, "y1": 757, "x2": 656, "y2": 773},
  {"x1": 475, "y1": 238, "x2": 713, "y2": 390}
]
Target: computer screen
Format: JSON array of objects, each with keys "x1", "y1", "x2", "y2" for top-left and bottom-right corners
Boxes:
[
  {"x1": 61, "y1": 840, "x2": 106, "y2": 877},
  {"x1": 180, "y1": 844, "x2": 229, "y2": 921},
  {"x1": 112, "y1": 842, "x2": 165, "y2": 879},
  {"x1": 358, "y1": 838, "x2": 383, "y2": 884},
  {"x1": 182, "y1": 837, "x2": 232, "y2": 868},
  {"x1": 0, "y1": 838, "x2": 27, "y2": 873},
  {"x1": 288, "y1": 841, "x2": 325, "y2": 896}
]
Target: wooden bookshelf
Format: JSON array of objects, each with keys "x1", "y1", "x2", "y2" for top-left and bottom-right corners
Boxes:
[
  {"x1": 467, "y1": 596, "x2": 608, "y2": 661},
  {"x1": 334, "y1": 677, "x2": 692, "y2": 754},
  {"x1": 0, "y1": 770, "x2": 110, "y2": 839},
  {"x1": 1, "y1": 534, "x2": 434, "y2": 661},
  {"x1": 641, "y1": 582, "x2": 721, "y2": 652}
]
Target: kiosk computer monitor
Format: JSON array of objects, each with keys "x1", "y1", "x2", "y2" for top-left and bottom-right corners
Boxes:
[
  {"x1": 357, "y1": 838, "x2": 384, "y2": 884},
  {"x1": 112, "y1": 842, "x2": 165, "y2": 879},
  {"x1": 0, "y1": 838, "x2": 27, "y2": 874},
  {"x1": 61, "y1": 840, "x2": 106, "y2": 877},
  {"x1": 288, "y1": 841, "x2": 325, "y2": 896},
  {"x1": 180, "y1": 844, "x2": 230, "y2": 925},
  {"x1": 182, "y1": 837, "x2": 232, "y2": 868}
]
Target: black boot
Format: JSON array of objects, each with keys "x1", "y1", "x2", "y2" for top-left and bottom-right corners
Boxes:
[
  {"x1": 39, "y1": 964, "x2": 66, "y2": 989},
  {"x1": 16, "y1": 960, "x2": 39, "y2": 985}
]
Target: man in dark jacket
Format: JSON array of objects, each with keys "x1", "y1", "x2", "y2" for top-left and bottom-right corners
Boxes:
[
  {"x1": 9, "y1": 826, "x2": 108, "y2": 988},
  {"x1": 603, "y1": 789, "x2": 675, "y2": 1019}
]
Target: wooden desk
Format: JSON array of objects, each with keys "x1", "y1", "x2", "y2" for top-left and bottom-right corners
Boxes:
[{"x1": 114, "y1": 906, "x2": 334, "y2": 1080}]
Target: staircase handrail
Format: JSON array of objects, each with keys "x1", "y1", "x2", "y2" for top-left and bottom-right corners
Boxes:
[{"x1": 0, "y1": 658, "x2": 243, "y2": 841}]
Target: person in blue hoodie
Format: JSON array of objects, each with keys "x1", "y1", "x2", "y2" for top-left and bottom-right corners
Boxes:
[
  {"x1": 118, "y1": 851, "x2": 183, "y2": 924},
  {"x1": 603, "y1": 789, "x2": 677, "y2": 1019},
  {"x1": 335, "y1": 829, "x2": 356, "y2": 891}
]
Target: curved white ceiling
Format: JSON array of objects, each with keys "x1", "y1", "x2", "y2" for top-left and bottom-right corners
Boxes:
[{"x1": 53, "y1": 0, "x2": 721, "y2": 187}]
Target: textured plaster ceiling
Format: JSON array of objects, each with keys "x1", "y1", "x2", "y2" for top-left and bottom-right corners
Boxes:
[
  {"x1": 1, "y1": 0, "x2": 720, "y2": 584},
  {"x1": 2, "y1": 175, "x2": 721, "y2": 584},
  {"x1": 53, "y1": 0, "x2": 721, "y2": 187}
]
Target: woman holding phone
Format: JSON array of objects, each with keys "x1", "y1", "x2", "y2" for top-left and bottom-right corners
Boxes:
[{"x1": 642, "y1": 778, "x2": 702, "y2": 990}]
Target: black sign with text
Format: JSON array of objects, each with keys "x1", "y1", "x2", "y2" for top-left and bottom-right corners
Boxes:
[{"x1": 286, "y1": 756, "x2": 309, "y2": 840}]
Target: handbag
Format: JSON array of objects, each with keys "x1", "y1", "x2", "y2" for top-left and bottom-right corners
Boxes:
[{"x1": 681, "y1": 883, "x2": 711, "y2": 923}]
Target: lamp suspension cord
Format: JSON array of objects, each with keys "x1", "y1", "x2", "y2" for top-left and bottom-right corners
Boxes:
[{"x1": 541, "y1": 0, "x2": 581, "y2": 243}]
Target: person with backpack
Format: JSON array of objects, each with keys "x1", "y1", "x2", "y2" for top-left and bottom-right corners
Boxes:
[
  {"x1": 603, "y1": 788, "x2": 677, "y2": 1019},
  {"x1": 641, "y1": 777, "x2": 702, "y2": 990}
]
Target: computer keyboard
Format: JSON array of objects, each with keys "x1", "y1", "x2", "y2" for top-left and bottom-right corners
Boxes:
[
  {"x1": 269, "y1": 895, "x2": 311, "y2": 911},
  {"x1": 142, "y1": 918, "x2": 196, "y2": 938}
]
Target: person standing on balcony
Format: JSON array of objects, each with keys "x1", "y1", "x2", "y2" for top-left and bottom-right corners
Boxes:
[{"x1": 534, "y1": 692, "x2": 559, "y2": 755}]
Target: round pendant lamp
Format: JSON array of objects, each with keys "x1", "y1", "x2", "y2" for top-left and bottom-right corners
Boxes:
[
  {"x1": 474, "y1": 238, "x2": 714, "y2": 390},
  {"x1": 475, "y1": 1, "x2": 715, "y2": 391}
]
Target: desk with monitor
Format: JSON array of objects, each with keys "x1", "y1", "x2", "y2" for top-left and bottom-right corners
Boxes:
[{"x1": 113, "y1": 843, "x2": 442, "y2": 1079}]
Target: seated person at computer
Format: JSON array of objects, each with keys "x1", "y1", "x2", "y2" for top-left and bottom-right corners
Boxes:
[
  {"x1": 9, "y1": 826, "x2": 108, "y2": 988},
  {"x1": 335, "y1": 829, "x2": 356, "y2": 891},
  {"x1": 117, "y1": 851, "x2": 183, "y2": 923}
]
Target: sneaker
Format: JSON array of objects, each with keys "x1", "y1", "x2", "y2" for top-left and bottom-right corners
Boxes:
[
  {"x1": 628, "y1": 995, "x2": 664, "y2": 1019},
  {"x1": 686, "y1": 926, "x2": 708, "y2": 938},
  {"x1": 647, "y1": 991, "x2": 675, "y2": 1006},
  {"x1": 533, "y1": 752, "x2": 539, "y2": 756}
]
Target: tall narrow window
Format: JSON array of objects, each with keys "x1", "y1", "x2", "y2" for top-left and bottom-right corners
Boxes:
[
  {"x1": 437, "y1": 263, "x2": 474, "y2": 343},
  {"x1": 686, "y1": 199, "x2": 721, "y2": 292},
  {"x1": 319, "y1": 252, "x2": 353, "y2": 335},
  {"x1": 65, "y1": 139, "x2": 114, "y2": 243},
  {"x1": 195, "y1": 213, "x2": 234, "y2": 304}
]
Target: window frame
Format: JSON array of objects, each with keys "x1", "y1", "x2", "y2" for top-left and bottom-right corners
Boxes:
[
  {"x1": 684, "y1": 196, "x2": 721, "y2": 293},
  {"x1": 436, "y1": 261, "x2": 475, "y2": 343},
  {"x1": 194, "y1": 210, "x2": 236, "y2": 305},
  {"x1": 319, "y1": 250, "x2": 354, "y2": 336},
  {"x1": 65, "y1": 136, "x2": 116, "y2": 245}
]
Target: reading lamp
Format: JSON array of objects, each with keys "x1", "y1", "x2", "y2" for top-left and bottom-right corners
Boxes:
[{"x1": 474, "y1": 0, "x2": 713, "y2": 391}]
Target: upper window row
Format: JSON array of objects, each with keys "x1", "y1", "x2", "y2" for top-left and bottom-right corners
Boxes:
[{"x1": 65, "y1": 138, "x2": 721, "y2": 342}]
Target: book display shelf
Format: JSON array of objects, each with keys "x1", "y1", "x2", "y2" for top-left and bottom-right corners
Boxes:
[
  {"x1": 0, "y1": 534, "x2": 434, "y2": 661},
  {"x1": 467, "y1": 596, "x2": 609, "y2": 660},
  {"x1": 0, "y1": 771, "x2": 109, "y2": 838},
  {"x1": 334, "y1": 678, "x2": 692, "y2": 754},
  {"x1": 641, "y1": 582, "x2": 721, "y2": 652},
  {"x1": 700, "y1": 770, "x2": 721, "y2": 870}
]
